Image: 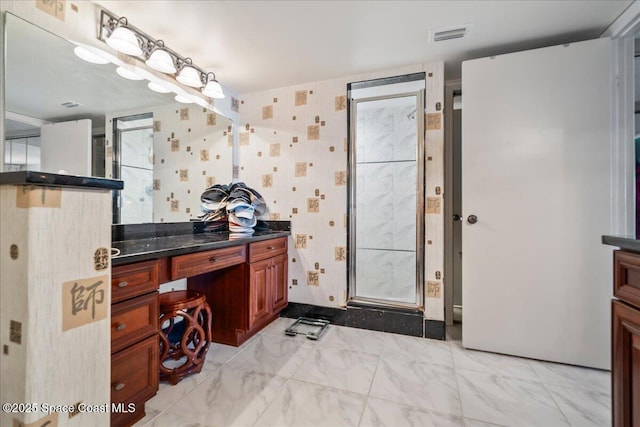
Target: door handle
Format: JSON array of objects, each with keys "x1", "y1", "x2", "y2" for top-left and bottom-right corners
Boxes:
[{"x1": 467, "y1": 215, "x2": 478, "y2": 224}]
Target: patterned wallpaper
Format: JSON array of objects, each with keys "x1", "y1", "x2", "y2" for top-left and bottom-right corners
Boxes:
[
  {"x1": 237, "y1": 63, "x2": 445, "y2": 321},
  {"x1": 150, "y1": 103, "x2": 234, "y2": 222},
  {"x1": 105, "y1": 103, "x2": 234, "y2": 222}
]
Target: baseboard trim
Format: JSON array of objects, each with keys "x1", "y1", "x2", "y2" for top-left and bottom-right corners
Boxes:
[
  {"x1": 281, "y1": 302, "x2": 446, "y2": 340},
  {"x1": 424, "y1": 319, "x2": 446, "y2": 340}
]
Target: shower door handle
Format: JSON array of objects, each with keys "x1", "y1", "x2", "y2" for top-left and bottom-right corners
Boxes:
[
  {"x1": 453, "y1": 214, "x2": 462, "y2": 221},
  {"x1": 467, "y1": 215, "x2": 478, "y2": 224}
]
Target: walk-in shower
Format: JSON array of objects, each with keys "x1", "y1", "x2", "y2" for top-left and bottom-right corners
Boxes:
[{"x1": 347, "y1": 73, "x2": 426, "y2": 309}]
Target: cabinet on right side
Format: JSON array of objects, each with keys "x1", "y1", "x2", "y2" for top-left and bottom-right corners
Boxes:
[
  {"x1": 248, "y1": 238, "x2": 288, "y2": 329},
  {"x1": 612, "y1": 250, "x2": 640, "y2": 427}
]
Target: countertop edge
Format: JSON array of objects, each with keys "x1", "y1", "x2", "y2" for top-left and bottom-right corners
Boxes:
[
  {"x1": 602, "y1": 235, "x2": 640, "y2": 253},
  {"x1": 0, "y1": 171, "x2": 124, "y2": 190},
  {"x1": 111, "y1": 231, "x2": 291, "y2": 266}
]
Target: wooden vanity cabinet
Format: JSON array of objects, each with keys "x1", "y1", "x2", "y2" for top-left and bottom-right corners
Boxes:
[
  {"x1": 248, "y1": 239, "x2": 288, "y2": 330},
  {"x1": 188, "y1": 237, "x2": 289, "y2": 346},
  {"x1": 110, "y1": 260, "x2": 160, "y2": 427},
  {"x1": 612, "y1": 250, "x2": 640, "y2": 427}
]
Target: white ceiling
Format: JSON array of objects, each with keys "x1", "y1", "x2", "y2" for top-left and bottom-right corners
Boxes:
[{"x1": 95, "y1": 0, "x2": 633, "y2": 95}]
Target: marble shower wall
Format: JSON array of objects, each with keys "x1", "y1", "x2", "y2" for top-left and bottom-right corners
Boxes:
[
  {"x1": 356, "y1": 102, "x2": 418, "y2": 304},
  {"x1": 120, "y1": 126, "x2": 154, "y2": 224},
  {"x1": 238, "y1": 63, "x2": 445, "y2": 321}
]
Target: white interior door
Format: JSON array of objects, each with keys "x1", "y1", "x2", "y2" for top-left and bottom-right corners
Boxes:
[{"x1": 462, "y1": 38, "x2": 613, "y2": 369}]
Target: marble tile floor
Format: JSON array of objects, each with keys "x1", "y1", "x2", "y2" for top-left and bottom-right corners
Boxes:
[{"x1": 135, "y1": 319, "x2": 611, "y2": 427}]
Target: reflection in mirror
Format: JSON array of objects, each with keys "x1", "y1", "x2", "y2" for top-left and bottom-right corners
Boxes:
[
  {"x1": 4, "y1": 136, "x2": 40, "y2": 171},
  {"x1": 3, "y1": 12, "x2": 234, "y2": 223},
  {"x1": 113, "y1": 114, "x2": 154, "y2": 224},
  {"x1": 106, "y1": 104, "x2": 234, "y2": 224}
]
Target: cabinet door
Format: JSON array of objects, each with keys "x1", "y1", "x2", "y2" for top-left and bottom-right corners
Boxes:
[
  {"x1": 249, "y1": 258, "x2": 271, "y2": 329},
  {"x1": 271, "y1": 253, "x2": 288, "y2": 312},
  {"x1": 614, "y1": 250, "x2": 640, "y2": 309},
  {"x1": 612, "y1": 300, "x2": 640, "y2": 427},
  {"x1": 111, "y1": 334, "x2": 158, "y2": 427}
]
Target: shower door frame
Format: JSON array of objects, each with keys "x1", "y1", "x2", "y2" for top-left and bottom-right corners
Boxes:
[
  {"x1": 111, "y1": 113, "x2": 153, "y2": 224},
  {"x1": 347, "y1": 89, "x2": 425, "y2": 310}
]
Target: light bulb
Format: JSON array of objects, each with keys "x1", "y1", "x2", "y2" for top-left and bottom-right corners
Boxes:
[{"x1": 106, "y1": 26, "x2": 142, "y2": 56}]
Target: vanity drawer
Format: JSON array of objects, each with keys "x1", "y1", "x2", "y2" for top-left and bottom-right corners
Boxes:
[
  {"x1": 172, "y1": 245, "x2": 247, "y2": 279},
  {"x1": 111, "y1": 334, "x2": 158, "y2": 426},
  {"x1": 614, "y1": 250, "x2": 640, "y2": 309},
  {"x1": 249, "y1": 237, "x2": 288, "y2": 263},
  {"x1": 111, "y1": 292, "x2": 159, "y2": 354},
  {"x1": 112, "y1": 260, "x2": 159, "y2": 303}
]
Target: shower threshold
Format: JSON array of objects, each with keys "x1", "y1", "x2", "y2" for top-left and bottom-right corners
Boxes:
[{"x1": 284, "y1": 317, "x2": 330, "y2": 340}]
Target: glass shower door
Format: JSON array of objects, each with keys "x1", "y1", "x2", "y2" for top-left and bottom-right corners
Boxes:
[
  {"x1": 112, "y1": 114, "x2": 154, "y2": 224},
  {"x1": 349, "y1": 91, "x2": 424, "y2": 307}
]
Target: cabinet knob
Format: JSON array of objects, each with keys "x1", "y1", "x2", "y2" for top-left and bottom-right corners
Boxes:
[
  {"x1": 117, "y1": 281, "x2": 128, "y2": 288},
  {"x1": 113, "y1": 382, "x2": 125, "y2": 391},
  {"x1": 209, "y1": 257, "x2": 217, "y2": 263},
  {"x1": 267, "y1": 246, "x2": 274, "y2": 250},
  {"x1": 115, "y1": 324, "x2": 127, "y2": 332}
]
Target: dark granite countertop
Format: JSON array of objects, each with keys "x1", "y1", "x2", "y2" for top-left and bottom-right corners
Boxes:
[
  {"x1": 602, "y1": 235, "x2": 640, "y2": 253},
  {"x1": 0, "y1": 171, "x2": 123, "y2": 190},
  {"x1": 112, "y1": 221, "x2": 291, "y2": 266}
]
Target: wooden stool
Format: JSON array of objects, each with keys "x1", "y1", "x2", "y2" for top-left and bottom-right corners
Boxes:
[{"x1": 158, "y1": 290, "x2": 212, "y2": 385}]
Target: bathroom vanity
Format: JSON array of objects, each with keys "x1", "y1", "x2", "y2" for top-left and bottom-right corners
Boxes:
[
  {"x1": 602, "y1": 235, "x2": 640, "y2": 427},
  {"x1": 110, "y1": 222, "x2": 290, "y2": 426}
]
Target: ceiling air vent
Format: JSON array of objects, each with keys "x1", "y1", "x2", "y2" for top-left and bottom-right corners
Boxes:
[
  {"x1": 61, "y1": 101, "x2": 81, "y2": 108},
  {"x1": 430, "y1": 24, "x2": 472, "y2": 43}
]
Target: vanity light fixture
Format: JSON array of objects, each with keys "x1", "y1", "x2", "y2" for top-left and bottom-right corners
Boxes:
[
  {"x1": 73, "y1": 45, "x2": 110, "y2": 65},
  {"x1": 105, "y1": 22, "x2": 142, "y2": 56},
  {"x1": 147, "y1": 81, "x2": 173, "y2": 93},
  {"x1": 176, "y1": 60, "x2": 203, "y2": 88},
  {"x1": 174, "y1": 94, "x2": 193, "y2": 104},
  {"x1": 99, "y1": 9, "x2": 225, "y2": 100},
  {"x1": 116, "y1": 66, "x2": 145, "y2": 81},
  {"x1": 145, "y1": 42, "x2": 177, "y2": 74},
  {"x1": 202, "y1": 73, "x2": 225, "y2": 99}
]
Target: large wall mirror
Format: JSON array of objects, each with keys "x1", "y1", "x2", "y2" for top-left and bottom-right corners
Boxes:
[{"x1": 3, "y1": 12, "x2": 234, "y2": 224}]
